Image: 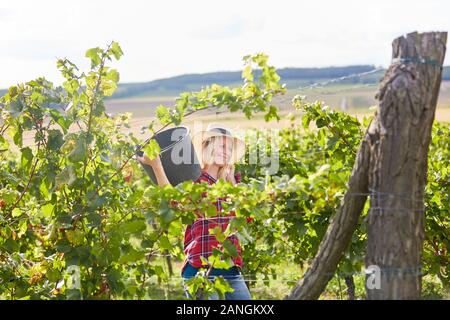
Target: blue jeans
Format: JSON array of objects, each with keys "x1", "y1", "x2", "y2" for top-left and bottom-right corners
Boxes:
[{"x1": 182, "y1": 263, "x2": 252, "y2": 300}]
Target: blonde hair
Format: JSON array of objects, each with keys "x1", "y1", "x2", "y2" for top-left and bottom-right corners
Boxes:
[{"x1": 201, "y1": 136, "x2": 235, "y2": 183}]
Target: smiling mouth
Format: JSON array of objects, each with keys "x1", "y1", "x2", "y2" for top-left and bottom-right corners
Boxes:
[{"x1": 216, "y1": 155, "x2": 229, "y2": 162}]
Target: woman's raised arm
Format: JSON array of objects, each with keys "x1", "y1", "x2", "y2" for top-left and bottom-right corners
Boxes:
[{"x1": 136, "y1": 153, "x2": 171, "y2": 187}]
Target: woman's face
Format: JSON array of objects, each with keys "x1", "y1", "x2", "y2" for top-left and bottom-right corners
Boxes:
[{"x1": 212, "y1": 136, "x2": 233, "y2": 166}]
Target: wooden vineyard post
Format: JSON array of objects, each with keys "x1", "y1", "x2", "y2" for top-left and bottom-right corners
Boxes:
[
  {"x1": 365, "y1": 31, "x2": 447, "y2": 299},
  {"x1": 286, "y1": 31, "x2": 447, "y2": 300}
]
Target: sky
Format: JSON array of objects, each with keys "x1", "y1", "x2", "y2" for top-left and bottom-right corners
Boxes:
[{"x1": 1, "y1": 0, "x2": 449, "y2": 88}]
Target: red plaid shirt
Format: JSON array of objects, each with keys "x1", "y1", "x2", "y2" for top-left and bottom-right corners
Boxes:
[{"x1": 181, "y1": 169, "x2": 251, "y2": 274}]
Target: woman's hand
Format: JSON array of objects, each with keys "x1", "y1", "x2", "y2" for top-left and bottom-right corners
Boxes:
[
  {"x1": 136, "y1": 153, "x2": 162, "y2": 169},
  {"x1": 135, "y1": 152, "x2": 170, "y2": 187},
  {"x1": 225, "y1": 165, "x2": 237, "y2": 185},
  {"x1": 227, "y1": 165, "x2": 235, "y2": 178}
]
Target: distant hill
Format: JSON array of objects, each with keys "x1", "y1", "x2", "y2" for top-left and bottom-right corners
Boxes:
[
  {"x1": 111, "y1": 65, "x2": 381, "y2": 99},
  {"x1": 2, "y1": 65, "x2": 450, "y2": 99},
  {"x1": 108, "y1": 65, "x2": 450, "y2": 98}
]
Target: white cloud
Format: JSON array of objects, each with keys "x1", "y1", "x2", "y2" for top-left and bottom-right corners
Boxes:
[{"x1": 1, "y1": 0, "x2": 449, "y2": 88}]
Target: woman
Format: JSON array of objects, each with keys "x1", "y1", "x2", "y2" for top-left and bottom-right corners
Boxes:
[{"x1": 136, "y1": 124, "x2": 252, "y2": 300}]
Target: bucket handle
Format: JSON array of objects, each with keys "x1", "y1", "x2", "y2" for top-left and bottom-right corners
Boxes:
[{"x1": 135, "y1": 135, "x2": 184, "y2": 157}]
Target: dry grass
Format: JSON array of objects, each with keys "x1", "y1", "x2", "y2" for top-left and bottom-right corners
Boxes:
[{"x1": 15, "y1": 81, "x2": 450, "y2": 148}]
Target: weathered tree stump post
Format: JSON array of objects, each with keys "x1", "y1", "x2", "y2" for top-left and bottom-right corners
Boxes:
[
  {"x1": 286, "y1": 31, "x2": 446, "y2": 300},
  {"x1": 365, "y1": 31, "x2": 447, "y2": 300}
]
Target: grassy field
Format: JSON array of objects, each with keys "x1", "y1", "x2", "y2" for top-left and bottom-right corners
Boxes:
[
  {"x1": 17, "y1": 81, "x2": 450, "y2": 150},
  {"x1": 143, "y1": 257, "x2": 449, "y2": 300},
  {"x1": 105, "y1": 80, "x2": 450, "y2": 121},
  {"x1": 100, "y1": 81, "x2": 450, "y2": 145}
]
